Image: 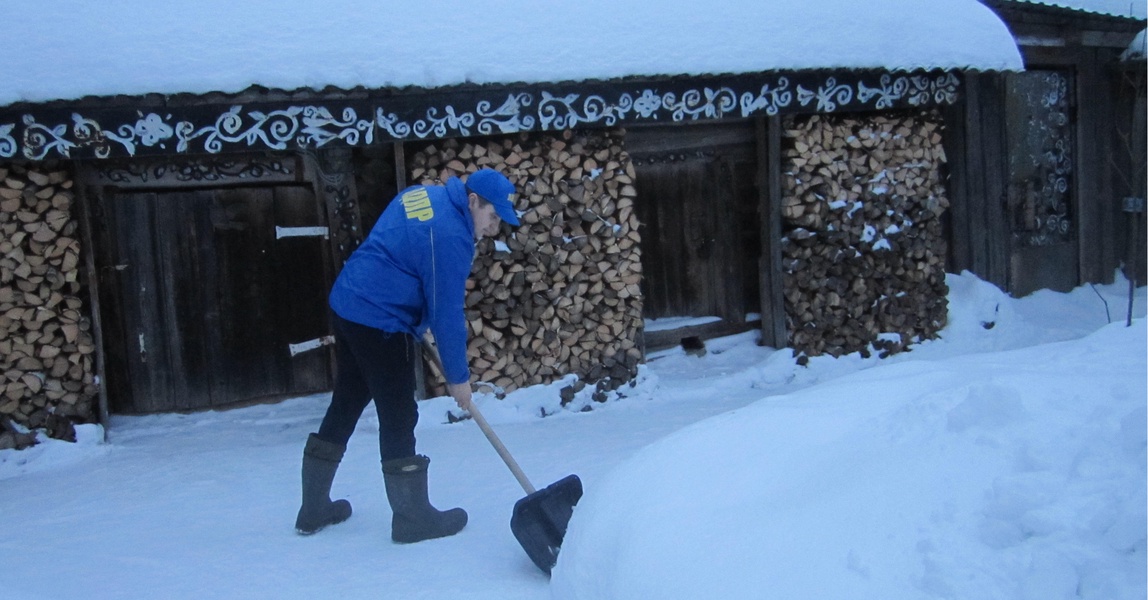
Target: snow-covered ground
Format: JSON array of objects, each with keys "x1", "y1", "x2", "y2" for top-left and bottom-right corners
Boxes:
[{"x1": 1, "y1": 271, "x2": 1145, "y2": 599}]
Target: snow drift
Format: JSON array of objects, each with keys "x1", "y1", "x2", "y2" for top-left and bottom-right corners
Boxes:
[{"x1": 552, "y1": 320, "x2": 1146, "y2": 599}]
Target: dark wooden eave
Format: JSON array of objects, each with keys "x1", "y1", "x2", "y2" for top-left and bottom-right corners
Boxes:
[
  {"x1": 980, "y1": 0, "x2": 1145, "y2": 49},
  {"x1": 981, "y1": 0, "x2": 1144, "y2": 27},
  {"x1": 0, "y1": 69, "x2": 966, "y2": 161}
]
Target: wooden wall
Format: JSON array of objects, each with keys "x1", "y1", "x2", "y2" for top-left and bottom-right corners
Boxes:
[
  {"x1": 88, "y1": 184, "x2": 333, "y2": 414},
  {"x1": 957, "y1": 3, "x2": 1146, "y2": 296},
  {"x1": 1113, "y1": 64, "x2": 1147, "y2": 285},
  {"x1": 78, "y1": 152, "x2": 345, "y2": 416},
  {"x1": 943, "y1": 74, "x2": 1011, "y2": 291},
  {"x1": 945, "y1": 51, "x2": 1141, "y2": 296}
]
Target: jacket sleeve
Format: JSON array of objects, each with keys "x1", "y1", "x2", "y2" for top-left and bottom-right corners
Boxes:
[{"x1": 419, "y1": 227, "x2": 474, "y2": 385}]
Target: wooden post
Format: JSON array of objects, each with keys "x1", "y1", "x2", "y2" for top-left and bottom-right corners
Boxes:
[
  {"x1": 982, "y1": 74, "x2": 1011, "y2": 291},
  {"x1": 303, "y1": 147, "x2": 363, "y2": 396},
  {"x1": 757, "y1": 116, "x2": 788, "y2": 349},
  {"x1": 391, "y1": 141, "x2": 427, "y2": 399},
  {"x1": 941, "y1": 87, "x2": 971, "y2": 274},
  {"x1": 75, "y1": 183, "x2": 110, "y2": 436},
  {"x1": 394, "y1": 142, "x2": 408, "y2": 191}
]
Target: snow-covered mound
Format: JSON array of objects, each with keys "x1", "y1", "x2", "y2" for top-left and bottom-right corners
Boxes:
[{"x1": 553, "y1": 319, "x2": 1147, "y2": 599}]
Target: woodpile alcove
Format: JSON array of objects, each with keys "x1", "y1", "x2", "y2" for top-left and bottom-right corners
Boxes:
[
  {"x1": 780, "y1": 111, "x2": 950, "y2": 360},
  {"x1": 0, "y1": 163, "x2": 95, "y2": 448},
  {"x1": 407, "y1": 129, "x2": 644, "y2": 400}
]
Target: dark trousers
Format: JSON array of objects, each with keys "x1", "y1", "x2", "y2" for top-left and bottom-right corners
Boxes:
[{"x1": 316, "y1": 313, "x2": 418, "y2": 461}]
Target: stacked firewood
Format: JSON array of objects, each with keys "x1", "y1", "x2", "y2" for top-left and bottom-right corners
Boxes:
[
  {"x1": 780, "y1": 112, "x2": 949, "y2": 360},
  {"x1": 409, "y1": 130, "x2": 644, "y2": 398},
  {"x1": 0, "y1": 164, "x2": 95, "y2": 447}
]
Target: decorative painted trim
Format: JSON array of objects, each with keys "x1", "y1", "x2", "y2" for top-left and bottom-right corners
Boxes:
[
  {"x1": 90, "y1": 154, "x2": 299, "y2": 186},
  {"x1": 305, "y1": 147, "x2": 361, "y2": 261},
  {"x1": 0, "y1": 70, "x2": 962, "y2": 160},
  {"x1": 1007, "y1": 70, "x2": 1074, "y2": 247}
]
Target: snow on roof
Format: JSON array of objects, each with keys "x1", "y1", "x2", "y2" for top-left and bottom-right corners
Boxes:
[
  {"x1": 1122, "y1": 28, "x2": 1148, "y2": 58},
  {"x1": 1, "y1": 0, "x2": 1022, "y2": 107},
  {"x1": 998, "y1": 0, "x2": 1147, "y2": 19}
]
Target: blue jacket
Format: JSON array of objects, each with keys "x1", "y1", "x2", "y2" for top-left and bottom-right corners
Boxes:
[{"x1": 329, "y1": 177, "x2": 475, "y2": 384}]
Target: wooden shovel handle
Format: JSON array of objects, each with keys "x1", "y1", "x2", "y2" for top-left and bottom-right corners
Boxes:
[
  {"x1": 466, "y1": 401, "x2": 537, "y2": 495},
  {"x1": 420, "y1": 337, "x2": 536, "y2": 494}
]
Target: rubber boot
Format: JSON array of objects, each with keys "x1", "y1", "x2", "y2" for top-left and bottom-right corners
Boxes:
[
  {"x1": 295, "y1": 433, "x2": 353, "y2": 535},
  {"x1": 382, "y1": 455, "x2": 467, "y2": 543}
]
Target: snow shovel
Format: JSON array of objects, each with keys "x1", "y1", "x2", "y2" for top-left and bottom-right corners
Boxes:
[{"x1": 421, "y1": 339, "x2": 583, "y2": 574}]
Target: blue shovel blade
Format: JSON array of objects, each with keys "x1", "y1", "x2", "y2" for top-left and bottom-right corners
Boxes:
[{"x1": 510, "y1": 474, "x2": 583, "y2": 574}]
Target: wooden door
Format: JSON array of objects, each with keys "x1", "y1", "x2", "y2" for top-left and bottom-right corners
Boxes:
[
  {"x1": 94, "y1": 185, "x2": 332, "y2": 413},
  {"x1": 1005, "y1": 69, "x2": 1079, "y2": 295},
  {"x1": 636, "y1": 157, "x2": 744, "y2": 319},
  {"x1": 629, "y1": 122, "x2": 763, "y2": 348}
]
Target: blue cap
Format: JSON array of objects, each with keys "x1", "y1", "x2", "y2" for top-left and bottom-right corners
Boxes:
[{"x1": 465, "y1": 169, "x2": 520, "y2": 227}]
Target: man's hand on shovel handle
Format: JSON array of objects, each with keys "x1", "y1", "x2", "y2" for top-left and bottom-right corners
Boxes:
[{"x1": 447, "y1": 381, "x2": 473, "y2": 411}]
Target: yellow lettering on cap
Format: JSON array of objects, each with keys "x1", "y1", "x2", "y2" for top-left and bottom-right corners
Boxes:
[{"x1": 401, "y1": 189, "x2": 434, "y2": 221}]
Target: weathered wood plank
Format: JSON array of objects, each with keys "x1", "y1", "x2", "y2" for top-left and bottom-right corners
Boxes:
[
  {"x1": 961, "y1": 75, "x2": 991, "y2": 284},
  {"x1": 625, "y1": 122, "x2": 755, "y2": 157},
  {"x1": 1075, "y1": 47, "x2": 1119, "y2": 284},
  {"x1": 981, "y1": 74, "x2": 1011, "y2": 290},
  {"x1": 941, "y1": 89, "x2": 972, "y2": 275},
  {"x1": 273, "y1": 185, "x2": 332, "y2": 394},
  {"x1": 758, "y1": 116, "x2": 787, "y2": 349},
  {"x1": 117, "y1": 192, "x2": 172, "y2": 412},
  {"x1": 76, "y1": 185, "x2": 110, "y2": 429}
]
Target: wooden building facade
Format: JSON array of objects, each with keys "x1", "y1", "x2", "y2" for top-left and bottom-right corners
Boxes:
[
  {"x1": 949, "y1": 1, "x2": 1146, "y2": 296},
  {"x1": 0, "y1": 70, "x2": 965, "y2": 436},
  {"x1": 0, "y1": 2, "x2": 1142, "y2": 446}
]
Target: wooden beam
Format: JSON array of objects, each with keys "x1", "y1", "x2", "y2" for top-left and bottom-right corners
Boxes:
[
  {"x1": 941, "y1": 89, "x2": 972, "y2": 274},
  {"x1": 757, "y1": 116, "x2": 788, "y2": 349},
  {"x1": 394, "y1": 142, "x2": 407, "y2": 191},
  {"x1": 302, "y1": 148, "x2": 361, "y2": 393},
  {"x1": 982, "y1": 74, "x2": 1011, "y2": 291},
  {"x1": 1075, "y1": 48, "x2": 1119, "y2": 285},
  {"x1": 963, "y1": 75, "x2": 990, "y2": 280},
  {"x1": 958, "y1": 73, "x2": 1010, "y2": 291},
  {"x1": 75, "y1": 182, "x2": 110, "y2": 435},
  {"x1": 391, "y1": 141, "x2": 427, "y2": 399}
]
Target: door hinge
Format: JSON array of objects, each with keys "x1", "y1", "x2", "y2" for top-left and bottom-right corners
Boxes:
[
  {"x1": 289, "y1": 335, "x2": 335, "y2": 356},
  {"x1": 275, "y1": 226, "x2": 329, "y2": 240}
]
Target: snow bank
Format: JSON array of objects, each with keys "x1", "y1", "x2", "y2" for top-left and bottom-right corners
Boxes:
[
  {"x1": 0, "y1": 424, "x2": 106, "y2": 481},
  {"x1": 552, "y1": 318, "x2": 1147, "y2": 598}
]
